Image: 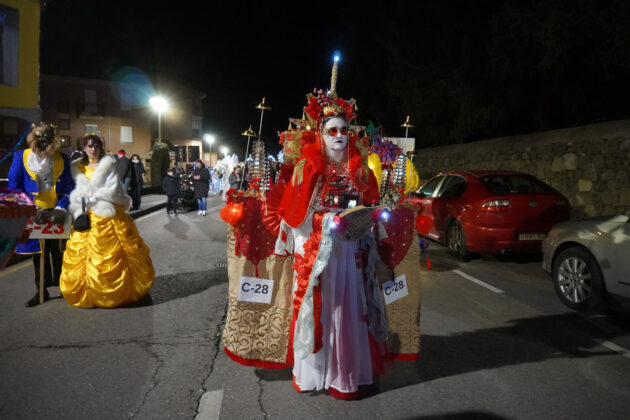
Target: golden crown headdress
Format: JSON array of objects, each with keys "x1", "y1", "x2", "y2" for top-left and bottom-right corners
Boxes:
[{"x1": 302, "y1": 55, "x2": 357, "y2": 126}]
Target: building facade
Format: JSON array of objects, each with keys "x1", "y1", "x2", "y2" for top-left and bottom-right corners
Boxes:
[
  {"x1": 40, "y1": 75, "x2": 206, "y2": 178},
  {"x1": 0, "y1": 0, "x2": 42, "y2": 177}
]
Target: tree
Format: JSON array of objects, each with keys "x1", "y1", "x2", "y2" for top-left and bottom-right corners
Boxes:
[{"x1": 150, "y1": 140, "x2": 171, "y2": 187}]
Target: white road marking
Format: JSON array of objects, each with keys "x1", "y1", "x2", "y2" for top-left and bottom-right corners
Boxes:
[
  {"x1": 195, "y1": 389, "x2": 223, "y2": 420},
  {"x1": 453, "y1": 269, "x2": 504, "y2": 294},
  {"x1": 594, "y1": 338, "x2": 630, "y2": 359},
  {"x1": 0, "y1": 260, "x2": 31, "y2": 277}
]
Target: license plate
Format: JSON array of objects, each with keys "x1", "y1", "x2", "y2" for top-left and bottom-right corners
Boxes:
[{"x1": 518, "y1": 233, "x2": 547, "y2": 240}]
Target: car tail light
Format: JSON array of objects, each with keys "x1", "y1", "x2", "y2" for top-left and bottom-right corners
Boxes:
[
  {"x1": 480, "y1": 199, "x2": 510, "y2": 212},
  {"x1": 554, "y1": 198, "x2": 569, "y2": 206}
]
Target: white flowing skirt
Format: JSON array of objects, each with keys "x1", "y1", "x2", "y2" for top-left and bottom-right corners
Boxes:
[{"x1": 293, "y1": 239, "x2": 373, "y2": 393}]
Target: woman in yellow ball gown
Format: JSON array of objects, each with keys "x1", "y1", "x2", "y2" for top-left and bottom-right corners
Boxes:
[{"x1": 60, "y1": 135, "x2": 154, "y2": 308}]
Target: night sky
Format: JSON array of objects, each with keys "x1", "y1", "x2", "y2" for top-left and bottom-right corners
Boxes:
[{"x1": 40, "y1": 0, "x2": 630, "y2": 158}]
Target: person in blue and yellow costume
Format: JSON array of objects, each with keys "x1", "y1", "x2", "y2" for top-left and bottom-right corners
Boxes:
[
  {"x1": 59, "y1": 135, "x2": 154, "y2": 308},
  {"x1": 8, "y1": 123, "x2": 75, "y2": 307}
]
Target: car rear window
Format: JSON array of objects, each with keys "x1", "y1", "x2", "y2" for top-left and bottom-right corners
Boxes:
[{"x1": 481, "y1": 175, "x2": 551, "y2": 194}]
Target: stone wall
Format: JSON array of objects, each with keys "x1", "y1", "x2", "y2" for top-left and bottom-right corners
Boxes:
[{"x1": 414, "y1": 119, "x2": 630, "y2": 219}]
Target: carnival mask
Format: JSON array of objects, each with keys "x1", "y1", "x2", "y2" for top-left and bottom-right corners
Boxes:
[
  {"x1": 28, "y1": 123, "x2": 61, "y2": 157},
  {"x1": 322, "y1": 117, "x2": 348, "y2": 157}
]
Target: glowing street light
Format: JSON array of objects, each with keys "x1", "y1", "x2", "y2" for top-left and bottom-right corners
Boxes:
[
  {"x1": 203, "y1": 133, "x2": 215, "y2": 155},
  {"x1": 149, "y1": 96, "x2": 169, "y2": 142},
  {"x1": 221, "y1": 146, "x2": 229, "y2": 156}
]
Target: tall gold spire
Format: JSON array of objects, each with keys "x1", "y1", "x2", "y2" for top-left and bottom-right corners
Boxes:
[{"x1": 329, "y1": 55, "x2": 340, "y2": 98}]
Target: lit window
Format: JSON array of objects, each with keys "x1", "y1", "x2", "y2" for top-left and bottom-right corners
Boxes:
[
  {"x1": 85, "y1": 124, "x2": 98, "y2": 135},
  {"x1": 121, "y1": 126, "x2": 133, "y2": 144}
]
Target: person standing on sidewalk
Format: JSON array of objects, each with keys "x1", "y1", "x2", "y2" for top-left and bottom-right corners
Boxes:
[
  {"x1": 115, "y1": 149, "x2": 134, "y2": 194},
  {"x1": 130, "y1": 154, "x2": 145, "y2": 210},
  {"x1": 228, "y1": 165, "x2": 247, "y2": 190},
  {"x1": 192, "y1": 159, "x2": 210, "y2": 215},
  {"x1": 162, "y1": 168, "x2": 180, "y2": 215}
]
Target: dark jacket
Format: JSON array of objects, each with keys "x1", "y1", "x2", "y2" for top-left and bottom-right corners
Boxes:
[
  {"x1": 162, "y1": 175, "x2": 180, "y2": 196},
  {"x1": 132, "y1": 161, "x2": 145, "y2": 185},
  {"x1": 116, "y1": 155, "x2": 134, "y2": 182},
  {"x1": 229, "y1": 171, "x2": 247, "y2": 190},
  {"x1": 192, "y1": 167, "x2": 210, "y2": 198}
]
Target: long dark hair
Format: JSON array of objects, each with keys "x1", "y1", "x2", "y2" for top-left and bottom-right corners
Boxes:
[
  {"x1": 195, "y1": 159, "x2": 205, "y2": 169},
  {"x1": 78, "y1": 134, "x2": 105, "y2": 164}
]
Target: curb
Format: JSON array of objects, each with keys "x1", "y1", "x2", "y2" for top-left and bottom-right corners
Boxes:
[{"x1": 130, "y1": 203, "x2": 167, "y2": 219}]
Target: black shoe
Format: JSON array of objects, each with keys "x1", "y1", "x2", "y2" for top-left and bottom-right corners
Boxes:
[{"x1": 25, "y1": 289, "x2": 49, "y2": 307}]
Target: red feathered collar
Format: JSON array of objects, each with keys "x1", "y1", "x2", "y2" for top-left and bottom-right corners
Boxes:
[{"x1": 278, "y1": 132, "x2": 379, "y2": 228}]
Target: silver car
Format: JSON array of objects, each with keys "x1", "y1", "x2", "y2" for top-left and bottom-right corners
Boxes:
[{"x1": 542, "y1": 211, "x2": 630, "y2": 311}]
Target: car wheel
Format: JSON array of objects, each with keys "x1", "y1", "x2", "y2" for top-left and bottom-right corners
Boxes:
[
  {"x1": 446, "y1": 221, "x2": 469, "y2": 260},
  {"x1": 552, "y1": 247, "x2": 605, "y2": 311}
]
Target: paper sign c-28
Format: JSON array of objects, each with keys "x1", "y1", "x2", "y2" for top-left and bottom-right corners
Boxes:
[
  {"x1": 238, "y1": 276, "x2": 274, "y2": 304},
  {"x1": 382, "y1": 274, "x2": 409, "y2": 305}
]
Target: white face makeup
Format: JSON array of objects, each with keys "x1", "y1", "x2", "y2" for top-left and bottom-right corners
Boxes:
[{"x1": 322, "y1": 117, "x2": 349, "y2": 158}]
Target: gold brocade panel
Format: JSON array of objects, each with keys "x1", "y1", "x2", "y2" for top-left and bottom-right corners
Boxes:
[
  {"x1": 382, "y1": 232, "x2": 422, "y2": 356},
  {"x1": 222, "y1": 227, "x2": 294, "y2": 364}
]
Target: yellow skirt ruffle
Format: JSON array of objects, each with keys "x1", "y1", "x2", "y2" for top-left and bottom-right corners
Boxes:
[{"x1": 60, "y1": 205, "x2": 155, "y2": 308}]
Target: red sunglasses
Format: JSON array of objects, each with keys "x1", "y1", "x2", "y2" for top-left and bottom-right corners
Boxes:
[{"x1": 325, "y1": 126, "x2": 348, "y2": 136}]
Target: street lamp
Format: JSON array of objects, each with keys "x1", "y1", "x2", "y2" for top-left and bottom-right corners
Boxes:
[
  {"x1": 401, "y1": 115, "x2": 414, "y2": 139},
  {"x1": 149, "y1": 96, "x2": 169, "y2": 142},
  {"x1": 203, "y1": 133, "x2": 215, "y2": 152},
  {"x1": 221, "y1": 146, "x2": 229, "y2": 156}
]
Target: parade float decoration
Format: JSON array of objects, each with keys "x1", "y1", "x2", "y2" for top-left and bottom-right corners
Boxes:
[
  {"x1": 220, "y1": 55, "x2": 426, "y2": 373},
  {"x1": 0, "y1": 189, "x2": 36, "y2": 269}
]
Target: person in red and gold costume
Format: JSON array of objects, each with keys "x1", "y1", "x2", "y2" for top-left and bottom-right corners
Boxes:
[
  {"x1": 271, "y1": 88, "x2": 390, "y2": 399},
  {"x1": 221, "y1": 58, "x2": 421, "y2": 400}
]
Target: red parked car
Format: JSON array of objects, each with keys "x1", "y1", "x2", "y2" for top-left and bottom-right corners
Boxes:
[{"x1": 416, "y1": 170, "x2": 571, "y2": 258}]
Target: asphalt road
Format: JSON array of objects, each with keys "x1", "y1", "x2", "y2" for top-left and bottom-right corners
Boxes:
[{"x1": 1, "y1": 195, "x2": 629, "y2": 419}]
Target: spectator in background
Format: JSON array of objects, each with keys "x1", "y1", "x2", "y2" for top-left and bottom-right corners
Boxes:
[
  {"x1": 130, "y1": 154, "x2": 146, "y2": 210},
  {"x1": 162, "y1": 168, "x2": 180, "y2": 215},
  {"x1": 192, "y1": 159, "x2": 210, "y2": 216},
  {"x1": 115, "y1": 149, "x2": 134, "y2": 194},
  {"x1": 229, "y1": 165, "x2": 246, "y2": 190}
]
